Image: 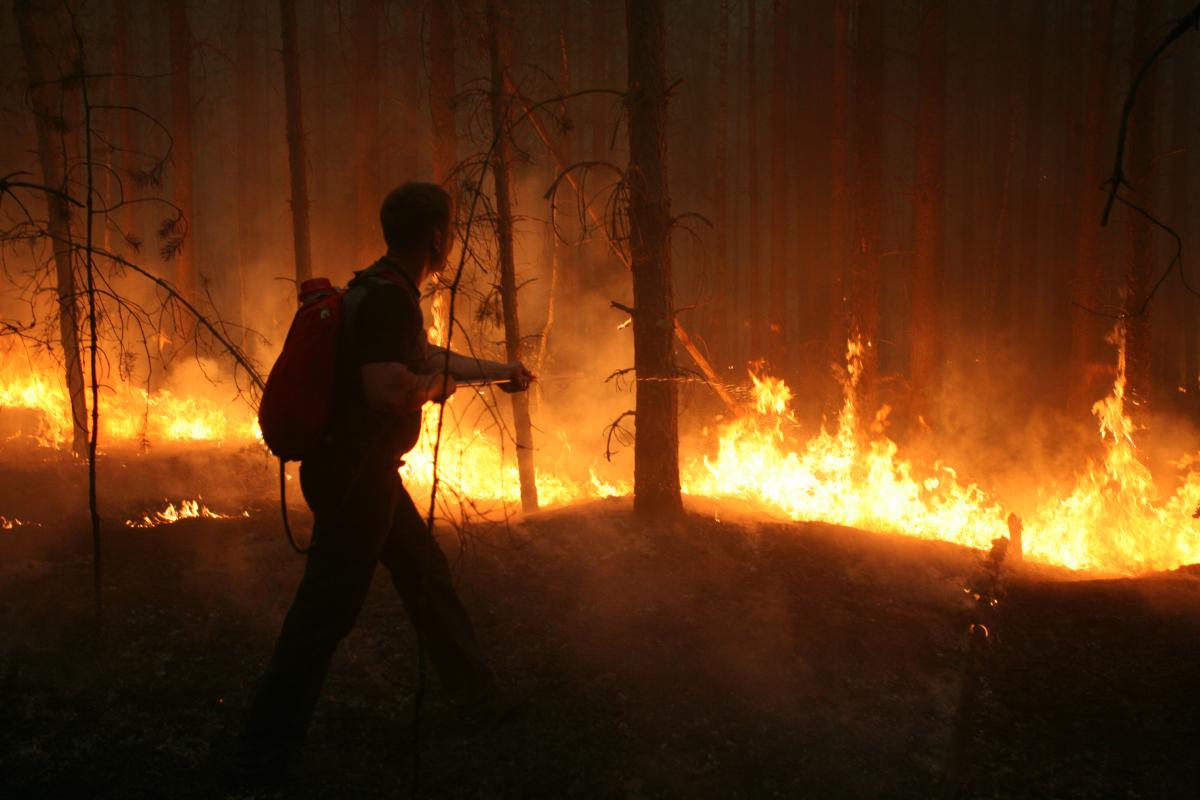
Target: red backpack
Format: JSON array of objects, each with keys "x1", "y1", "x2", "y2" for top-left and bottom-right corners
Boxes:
[
  {"x1": 258, "y1": 264, "x2": 411, "y2": 461},
  {"x1": 257, "y1": 278, "x2": 345, "y2": 462}
]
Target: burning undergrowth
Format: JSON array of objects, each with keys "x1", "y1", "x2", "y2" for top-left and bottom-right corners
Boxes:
[{"x1": 2, "y1": 319, "x2": 1199, "y2": 576}]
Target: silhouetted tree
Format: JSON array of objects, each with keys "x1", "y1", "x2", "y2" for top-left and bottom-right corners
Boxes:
[
  {"x1": 626, "y1": 0, "x2": 682, "y2": 517},
  {"x1": 486, "y1": 0, "x2": 538, "y2": 511}
]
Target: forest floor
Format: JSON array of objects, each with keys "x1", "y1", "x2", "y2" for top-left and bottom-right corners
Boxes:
[{"x1": 1, "y1": 449, "x2": 1198, "y2": 799}]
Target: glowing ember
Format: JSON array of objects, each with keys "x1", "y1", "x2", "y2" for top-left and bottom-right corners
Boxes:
[
  {"x1": 125, "y1": 499, "x2": 249, "y2": 528},
  {"x1": 1, "y1": 515, "x2": 31, "y2": 530}
]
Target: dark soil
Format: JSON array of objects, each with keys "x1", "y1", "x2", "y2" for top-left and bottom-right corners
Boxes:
[{"x1": 1, "y1": 452, "x2": 1198, "y2": 799}]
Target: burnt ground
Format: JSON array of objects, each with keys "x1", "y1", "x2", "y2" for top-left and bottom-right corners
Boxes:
[{"x1": 1, "y1": 451, "x2": 1199, "y2": 799}]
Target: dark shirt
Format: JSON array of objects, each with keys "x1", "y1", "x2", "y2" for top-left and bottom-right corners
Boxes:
[{"x1": 324, "y1": 260, "x2": 428, "y2": 469}]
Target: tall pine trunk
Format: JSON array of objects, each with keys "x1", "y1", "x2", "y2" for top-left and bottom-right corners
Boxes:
[
  {"x1": 401, "y1": 3, "x2": 422, "y2": 180},
  {"x1": 353, "y1": 0, "x2": 382, "y2": 265},
  {"x1": 909, "y1": 0, "x2": 946, "y2": 415},
  {"x1": 767, "y1": 0, "x2": 791, "y2": 368},
  {"x1": 1015, "y1": 0, "x2": 1047, "y2": 358},
  {"x1": 15, "y1": 0, "x2": 88, "y2": 456},
  {"x1": 168, "y1": 0, "x2": 197, "y2": 306},
  {"x1": 234, "y1": 0, "x2": 259, "y2": 332},
  {"x1": 486, "y1": 0, "x2": 538, "y2": 512},
  {"x1": 711, "y1": 0, "x2": 730, "y2": 363},
  {"x1": 1124, "y1": 0, "x2": 1161, "y2": 408},
  {"x1": 280, "y1": 0, "x2": 313, "y2": 286},
  {"x1": 745, "y1": 0, "x2": 762, "y2": 360},
  {"x1": 1171, "y1": 27, "x2": 1196, "y2": 409},
  {"x1": 828, "y1": 0, "x2": 851, "y2": 372},
  {"x1": 112, "y1": 0, "x2": 136, "y2": 245},
  {"x1": 626, "y1": 0, "x2": 682, "y2": 518},
  {"x1": 536, "y1": 1, "x2": 573, "y2": 374},
  {"x1": 1068, "y1": 0, "x2": 1116, "y2": 411},
  {"x1": 850, "y1": 0, "x2": 884, "y2": 395},
  {"x1": 428, "y1": 0, "x2": 457, "y2": 188}
]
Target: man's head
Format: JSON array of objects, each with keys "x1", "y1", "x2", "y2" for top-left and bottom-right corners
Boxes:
[{"x1": 379, "y1": 182, "x2": 455, "y2": 281}]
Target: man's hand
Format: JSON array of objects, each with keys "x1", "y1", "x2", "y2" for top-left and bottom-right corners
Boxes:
[
  {"x1": 499, "y1": 362, "x2": 534, "y2": 393},
  {"x1": 423, "y1": 372, "x2": 457, "y2": 404}
]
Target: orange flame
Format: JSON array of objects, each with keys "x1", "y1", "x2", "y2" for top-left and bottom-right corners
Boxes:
[{"x1": 124, "y1": 498, "x2": 248, "y2": 528}]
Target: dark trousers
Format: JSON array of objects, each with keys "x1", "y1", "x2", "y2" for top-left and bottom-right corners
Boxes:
[{"x1": 243, "y1": 457, "x2": 493, "y2": 752}]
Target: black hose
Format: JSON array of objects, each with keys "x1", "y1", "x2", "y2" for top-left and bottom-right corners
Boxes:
[{"x1": 279, "y1": 458, "x2": 311, "y2": 555}]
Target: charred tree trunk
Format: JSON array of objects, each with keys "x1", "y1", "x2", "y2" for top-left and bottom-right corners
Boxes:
[
  {"x1": 280, "y1": 0, "x2": 313, "y2": 286},
  {"x1": 428, "y1": 0, "x2": 457, "y2": 188},
  {"x1": 168, "y1": 0, "x2": 197, "y2": 305},
  {"x1": 850, "y1": 0, "x2": 884, "y2": 395},
  {"x1": 353, "y1": 0, "x2": 382, "y2": 265},
  {"x1": 486, "y1": 0, "x2": 538, "y2": 512},
  {"x1": 1124, "y1": 0, "x2": 1162, "y2": 408},
  {"x1": 910, "y1": 0, "x2": 946, "y2": 416},
  {"x1": 828, "y1": 0, "x2": 851, "y2": 370},
  {"x1": 1015, "y1": 0, "x2": 1047, "y2": 357},
  {"x1": 767, "y1": 0, "x2": 791, "y2": 369},
  {"x1": 1068, "y1": 0, "x2": 1116, "y2": 411},
  {"x1": 15, "y1": 0, "x2": 88, "y2": 456},
  {"x1": 626, "y1": 0, "x2": 683, "y2": 518}
]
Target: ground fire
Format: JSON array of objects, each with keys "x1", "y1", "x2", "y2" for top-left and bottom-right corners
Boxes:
[{"x1": 3, "y1": 0, "x2": 1199, "y2": 797}]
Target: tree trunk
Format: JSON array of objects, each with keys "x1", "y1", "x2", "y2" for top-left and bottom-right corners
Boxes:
[
  {"x1": 428, "y1": 0, "x2": 457, "y2": 188},
  {"x1": 353, "y1": 0, "x2": 382, "y2": 265},
  {"x1": 1124, "y1": 0, "x2": 1161, "y2": 408},
  {"x1": 626, "y1": 0, "x2": 682, "y2": 518},
  {"x1": 745, "y1": 0, "x2": 762, "y2": 359},
  {"x1": 536, "y1": 1, "x2": 573, "y2": 374},
  {"x1": 112, "y1": 0, "x2": 137, "y2": 250},
  {"x1": 401, "y1": 2, "x2": 422, "y2": 180},
  {"x1": 168, "y1": 0, "x2": 197, "y2": 305},
  {"x1": 1171, "y1": 25, "x2": 1196, "y2": 409},
  {"x1": 984, "y1": 3, "x2": 1018, "y2": 343},
  {"x1": 710, "y1": 0, "x2": 730, "y2": 364},
  {"x1": 828, "y1": 0, "x2": 850, "y2": 372},
  {"x1": 486, "y1": 0, "x2": 538, "y2": 513},
  {"x1": 767, "y1": 0, "x2": 791, "y2": 368},
  {"x1": 233, "y1": 0, "x2": 259, "y2": 333},
  {"x1": 280, "y1": 0, "x2": 313, "y2": 287},
  {"x1": 1068, "y1": 0, "x2": 1116, "y2": 411},
  {"x1": 910, "y1": 0, "x2": 946, "y2": 415},
  {"x1": 850, "y1": 0, "x2": 884, "y2": 394},
  {"x1": 15, "y1": 0, "x2": 89, "y2": 456},
  {"x1": 1014, "y1": 0, "x2": 1047, "y2": 358}
]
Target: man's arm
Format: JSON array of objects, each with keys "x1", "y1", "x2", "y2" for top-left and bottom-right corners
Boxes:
[
  {"x1": 361, "y1": 362, "x2": 456, "y2": 413},
  {"x1": 425, "y1": 345, "x2": 532, "y2": 388}
]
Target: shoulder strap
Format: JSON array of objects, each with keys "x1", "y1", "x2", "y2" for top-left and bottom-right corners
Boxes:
[{"x1": 340, "y1": 260, "x2": 421, "y2": 356}]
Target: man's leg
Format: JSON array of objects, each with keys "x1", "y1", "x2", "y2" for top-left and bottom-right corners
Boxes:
[
  {"x1": 240, "y1": 465, "x2": 400, "y2": 762},
  {"x1": 379, "y1": 486, "x2": 495, "y2": 694}
]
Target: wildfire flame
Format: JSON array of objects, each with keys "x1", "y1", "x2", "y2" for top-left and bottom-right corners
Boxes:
[
  {"x1": 0, "y1": 351, "x2": 260, "y2": 449},
  {"x1": 4, "y1": 324, "x2": 1200, "y2": 575},
  {"x1": 125, "y1": 499, "x2": 249, "y2": 528}
]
